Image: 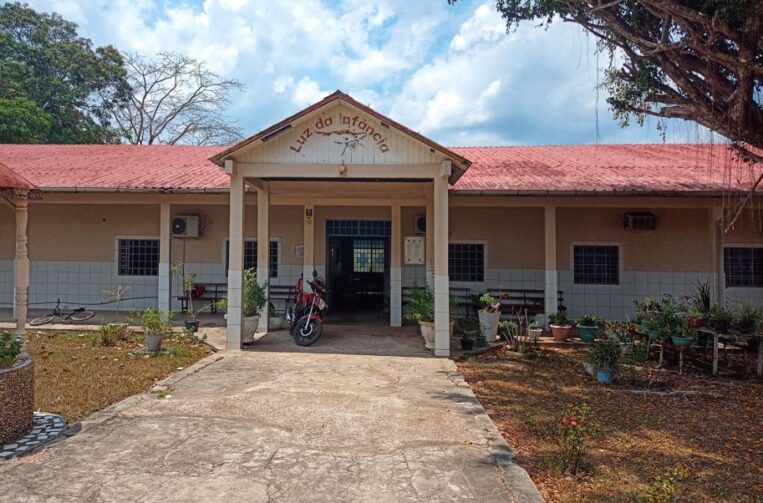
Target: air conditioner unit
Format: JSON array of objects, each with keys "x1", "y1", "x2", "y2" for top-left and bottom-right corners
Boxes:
[
  {"x1": 414, "y1": 215, "x2": 426, "y2": 234},
  {"x1": 624, "y1": 212, "x2": 657, "y2": 231},
  {"x1": 172, "y1": 215, "x2": 200, "y2": 238}
]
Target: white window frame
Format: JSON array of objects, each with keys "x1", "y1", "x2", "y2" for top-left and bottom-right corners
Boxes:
[
  {"x1": 115, "y1": 235, "x2": 161, "y2": 278},
  {"x1": 723, "y1": 244, "x2": 763, "y2": 288},
  {"x1": 223, "y1": 237, "x2": 282, "y2": 279},
  {"x1": 448, "y1": 240, "x2": 488, "y2": 285},
  {"x1": 570, "y1": 241, "x2": 623, "y2": 286}
]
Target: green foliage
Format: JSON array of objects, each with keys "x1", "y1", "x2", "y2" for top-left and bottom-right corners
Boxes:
[
  {"x1": 0, "y1": 329, "x2": 21, "y2": 368},
  {"x1": 732, "y1": 303, "x2": 761, "y2": 333},
  {"x1": 454, "y1": 316, "x2": 480, "y2": 337},
  {"x1": 0, "y1": 96, "x2": 51, "y2": 142},
  {"x1": 689, "y1": 280, "x2": 712, "y2": 315},
  {"x1": 603, "y1": 320, "x2": 630, "y2": 343},
  {"x1": 548, "y1": 312, "x2": 569, "y2": 326},
  {"x1": 242, "y1": 268, "x2": 267, "y2": 317},
  {"x1": 586, "y1": 339, "x2": 621, "y2": 371},
  {"x1": 134, "y1": 309, "x2": 173, "y2": 336},
  {"x1": 644, "y1": 465, "x2": 689, "y2": 503},
  {"x1": 557, "y1": 403, "x2": 598, "y2": 475},
  {"x1": 576, "y1": 314, "x2": 598, "y2": 327},
  {"x1": 709, "y1": 303, "x2": 733, "y2": 332},
  {"x1": 0, "y1": 2, "x2": 130, "y2": 143},
  {"x1": 404, "y1": 286, "x2": 435, "y2": 322},
  {"x1": 527, "y1": 319, "x2": 542, "y2": 330},
  {"x1": 96, "y1": 323, "x2": 118, "y2": 347},
  {"x1": 475, "y1": 292, "x2": 500, "y2": 312}
]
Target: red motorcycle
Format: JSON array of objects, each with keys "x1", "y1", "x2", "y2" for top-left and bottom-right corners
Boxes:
[{"x1": 287, "y1": 271, "x2": 328, "y2": 346}]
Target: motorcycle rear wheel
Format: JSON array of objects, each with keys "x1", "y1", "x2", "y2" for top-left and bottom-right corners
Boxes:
[{"x1": 293, "y1": 318, "x2": 323, "y2": 346}]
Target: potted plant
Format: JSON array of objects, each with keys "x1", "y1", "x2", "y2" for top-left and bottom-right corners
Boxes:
[
  {"x1": 576, "y1": 314, "x2": 599, "y2": 342},
  {"x1": 586, "y1": 339, "x2": 620, "y2": 384},
  {"x1": 686, "y1": 309, "x2": 703, "y2": 328},
  {"x1": 476, "y1": 292, "x2": 501, "y2": 342},
  {"x1": 268, "y1": 302, "x2": 284, "y2": 330},
  {"x1": 403, "y1": 286, "x2": 456, "y2": 349},
  {"x1": 171, "y1": 262, "x2": 213, "y2": 332},
  {"x1": 732, "y1": 303, "x2": 760, "y2": 335},
  {"x1": 527, "y1": 319, "x2": 543, "y2": 341},
  {"x1": 216, "y1": 269, "x2": 267, "y2": 344},
  {"x1": 136, "y1": 308, "x2": 173, "y2": 352},
  {"x1": 671, "y1": 324, "x2": 694, "y2": 347},
  {"x1": 548, "y1": 312, "x2": 572, "y2": 341},
  {"x1": 708, "y1": 303, "x2": 732, "y2": 333},
  {"x1": 460, "y1": 329, "x2": 478, "y2": 351}
]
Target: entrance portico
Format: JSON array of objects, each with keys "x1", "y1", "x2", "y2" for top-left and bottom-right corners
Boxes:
[{"x1": 210, "y1": 91, "x2": 471, "y2": 356}]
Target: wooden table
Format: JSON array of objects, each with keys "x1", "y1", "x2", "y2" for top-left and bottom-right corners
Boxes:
[{"x1": 697, "y1": 328, "x2": 763, "y2": 376}]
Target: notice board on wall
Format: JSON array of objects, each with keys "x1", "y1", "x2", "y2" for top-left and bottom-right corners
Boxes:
[{"x1": 404, "y1": 236, "x2": 425, "y2": 265}]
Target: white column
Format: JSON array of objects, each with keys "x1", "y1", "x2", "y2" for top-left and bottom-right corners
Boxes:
[
  {"x1": 158, "y1": 202, "x2": 171, "y2": 312},
  {"x1": 425, "y1": 191, "x2": 434, "y2": 287},
  {"x1": 257, "y1": 183, "x2": 270, "y2": 330},
  {"x1": 712, "y1": 203, "x2": 725, "y2": 305},
  {"x1": 226, "y1": 168, "x2": 245, "y2": 350},
  {"x1": 390, "y1": 204, "x2": 402, "y2": 327},
  {"x1": 14, "y1": 194, "x2": 29, "y2": 359},
  {"x1": 433, "y1": 162, "x2": 450, "y2": 357},
  {"x1": 544, "y1": 205, "x2": 558, "y2": 326},
  {"x1": 303, "y1": 204, "x2": 315, "y2": 285}
]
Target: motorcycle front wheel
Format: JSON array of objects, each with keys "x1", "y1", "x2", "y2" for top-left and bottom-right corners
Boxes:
[{"x1": 293, "y1": 317, "x2": 323, "y2": 347}]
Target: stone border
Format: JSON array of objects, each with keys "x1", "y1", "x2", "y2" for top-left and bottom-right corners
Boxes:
[{"x1": 0, "y1": 412, "x2": 66, "y2": 460}]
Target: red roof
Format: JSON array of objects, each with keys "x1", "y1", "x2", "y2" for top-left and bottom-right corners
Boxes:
[
  {"x1": 0, "y1": 143, "x2": 756, "y2": 194},
  {"x1": 450, "y1": 144, "x2": 756, "y2": 194},
  {"x1": 0, "y1": 144, "x2": 225, "y2": 191},
  {"x1": 0, "y1": 160, "x2": 35, "y2": 191}
]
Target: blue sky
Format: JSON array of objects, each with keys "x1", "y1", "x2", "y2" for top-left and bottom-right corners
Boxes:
[{"x1": 24, "y1": 0, "x2": 711, "y2": 146}]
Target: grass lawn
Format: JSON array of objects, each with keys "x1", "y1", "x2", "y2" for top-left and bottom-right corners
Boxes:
[
  {"x1": 27, "y1": 331, "x2": 211, "y2": 423},
  {"x1": 457, "y1": 347, "x2": 763, "y2": 503}
]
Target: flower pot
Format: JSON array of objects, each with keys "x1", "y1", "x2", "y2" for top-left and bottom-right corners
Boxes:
[
  {"x1": 582, "y1": 361, "x2": 596, "y2": 376},
  {"x1": 478, "y1": 310, "x2": 501, "y2": 341},
  {"x1": 647, "y1": 329, "x2": 660, "y2": 340},
  {"x1": 242, "y1": 315, "x2": 260, "y2": 344},
  {"x1": 687, "y1": 316, "x2": 702, "y2": 328},
  {"x1": 671, "y1": 335, "x2": 693, "y2": 347},
  {"x1": 184, "y1": 320, "x2": 199, "y2": 332},
  {"x1": 418, "y1": 321, "x2": 455, "y2": 350},
  {"x1": 639, "y1": 321, "x2": 651, "y2": 334},
  {"x1": 269, "y1": 316, "x2": 284, "y2": 330},
  {"x1": 596, "y1": 368, "x2": 614, "y2": 385},
  {"x1": 145, "y1": 333, "x2": 164, "y2": 352},
  {"x1": 550, "y1": 324, "x2": 572, "y2": 342},
  {"x1": 577, "y1": 325, "x2": 597, "y2": 342},
  {"x1": 461, "y1": 338, "x2": 475, "y2": 351},
  {"x1": 527, "y1": 328, "x2": 543, "y2": 342}
]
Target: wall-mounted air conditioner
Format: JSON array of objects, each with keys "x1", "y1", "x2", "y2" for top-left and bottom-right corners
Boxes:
[
  {"x1": 172, "y1": 215, "x2": 200, "y2": 238},
  {"x1": 624, "y1": 212, "x2": 657, "y2": 231}
]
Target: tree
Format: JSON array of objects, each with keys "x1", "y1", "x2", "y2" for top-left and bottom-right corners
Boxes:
[
  {"x1": 0, "y1": 2, "x2": 130, "y2": 143},
  {"x1": 114, "y1": 52, "x2": 245, "y2": 145},
  {"x1": 451, "y1": 0, "x2": 762, "y2": 161}
]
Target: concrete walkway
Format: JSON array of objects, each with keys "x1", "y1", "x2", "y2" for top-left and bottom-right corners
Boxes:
[{"x1": 0, "y1": 327, "x2": 542, "y2": 502}]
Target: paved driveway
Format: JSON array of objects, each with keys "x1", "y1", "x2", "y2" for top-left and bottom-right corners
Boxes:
[{"x1": 0, "y1": 328, "x2": 541, "y2": 502}]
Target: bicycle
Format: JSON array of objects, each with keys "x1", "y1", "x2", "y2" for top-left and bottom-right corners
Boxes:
[{"x1": 29, "y1": 299, "x2": 96, "y2": 326}]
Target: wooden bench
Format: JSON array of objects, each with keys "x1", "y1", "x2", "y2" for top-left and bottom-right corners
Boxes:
[
  {"x1": 486, "y1": 288, "x2": 566, "y2": 320},
  {"x1": 178, "y1": 282, "x2": 227, "y2": 314},
  {"x1": 401, "y1": 286, "x2": 565, "y2": 320}
]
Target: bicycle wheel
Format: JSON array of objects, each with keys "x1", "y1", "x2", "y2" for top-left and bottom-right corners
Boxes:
[
  {"x1": 69, "y1": 310, "x2": 95, "y2": 322},
  {"x1": 29, "y1": 315, "x2": 54, "y2": 326}
]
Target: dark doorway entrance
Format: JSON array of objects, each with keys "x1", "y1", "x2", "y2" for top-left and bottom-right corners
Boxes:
[{"x1": 326, "y1": 220, "x2": 390, "y2": 319}]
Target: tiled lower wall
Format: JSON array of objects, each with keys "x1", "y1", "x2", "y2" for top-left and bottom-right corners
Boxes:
[{"x1": 3, "y1": 260, "x2": 763, "y2": 319}]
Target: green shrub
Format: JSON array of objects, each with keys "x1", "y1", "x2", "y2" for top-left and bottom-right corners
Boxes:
[
  {"x1": 586, "y1": 339, "x2": 621, "y2": 371},
  {"x1": 644, "y1": 465, "x2": 688, "y2": 503},
  {"x1": 475, "y1": 292, "x2": 500, "y2": 312},
  {"x1": 96, "y1": 323, "x2": 118, "y2": 347},
  {"x1": 557, "y1": 403, "x2": 598, "y2": 475},
  {"x1": 548, "y1": 312, "x2": 570, "y2": 326},
  {"x1": 404, "y1": 286, "x2": 434, "y2": 322},
  {"x1": 0, "y1": 330, "x2": 21, "y2": 368},
  {"x1": 576, "y1": 314, "x2": 599, "y2": 326}
]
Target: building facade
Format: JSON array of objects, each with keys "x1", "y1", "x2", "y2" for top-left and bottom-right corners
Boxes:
[{"x1": 1, "y1": 91, "x2": 762, "y2": 355}]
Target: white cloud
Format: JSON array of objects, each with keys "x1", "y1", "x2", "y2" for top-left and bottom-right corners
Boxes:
[{"x1": 291, "y1": 77, "x2": 329, "y2": 107}]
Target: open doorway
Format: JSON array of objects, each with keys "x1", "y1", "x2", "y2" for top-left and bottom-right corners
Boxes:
[{"x1": 326, "y1": 220, "x2": 390, "y2": 322}]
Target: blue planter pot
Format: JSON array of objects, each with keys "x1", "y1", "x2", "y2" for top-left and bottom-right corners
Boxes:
[
  {"x1": 578, "y1": 325, "x2": 597, "y2": 342},
  {"x1": 671, "y1": 336, "x2": 693, "y2": 347},
  {"x1": 595, "y1": 368, "x2": 614, "y2": 385}
]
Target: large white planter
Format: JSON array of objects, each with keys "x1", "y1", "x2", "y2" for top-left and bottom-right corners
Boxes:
[
  {"x1": 418, "y1": 321, "x2": 455, "y2": 350},
  {"x1": 242, "y1": 315, "x2": 260, "y2": 344},
  {"x1": 478, "y1": 310, "x2": 501, "y2": 341}
]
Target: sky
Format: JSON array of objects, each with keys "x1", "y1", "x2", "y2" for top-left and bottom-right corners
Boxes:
[{"x1": 22, "y1": 0, "x2": 713, "y2": 146}]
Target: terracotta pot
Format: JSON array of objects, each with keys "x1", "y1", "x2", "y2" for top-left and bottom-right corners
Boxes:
[{"x1": 550, "y1": 324, "x2": 572, "y2": 341}]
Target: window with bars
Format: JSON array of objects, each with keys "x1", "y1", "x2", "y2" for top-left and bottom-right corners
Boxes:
[
  {"x1": 724, "y1": 247, "x2": 763, "y2": 287},
  {"x1": 326, "y1": 220, "x2": 391, "y2": 237},
  {"x1": 573, "y1": 245, "x2": 619, "y2": 285},
  {"x1": 352, "y1": 239, "x2": 386, "y2": 273},
  {"x1": 449, "y1": 243, "x2": 485, "y2": 282},
  {"x1": 225, "y1": 240, "x2": 278, "y2": 277},
  {"x1": 118, "y1": 239, "x2": 160, "y2": 276}
]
